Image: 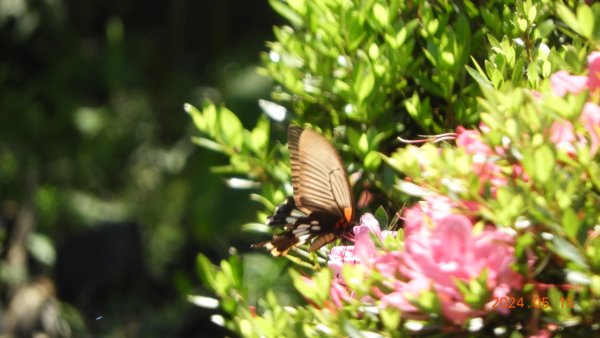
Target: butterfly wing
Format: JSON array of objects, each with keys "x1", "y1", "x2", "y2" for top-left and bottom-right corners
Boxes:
[
  {"x1": 288, "y1": 126, "x2": 354, "y2": 221},
  {"x1": 255, "y1": 126, "x2": 354, "y2": 256}
]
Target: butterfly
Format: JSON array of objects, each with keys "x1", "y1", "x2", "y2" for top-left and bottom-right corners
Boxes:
[{"x1": 254, "y1": 126, "x2": 354, "y2": 256}]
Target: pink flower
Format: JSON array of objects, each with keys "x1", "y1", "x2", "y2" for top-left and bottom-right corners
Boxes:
[
  {"x1": 328, "y1": 245, "x2": 355, "y2": 278},
  {"x1": 327, "y1": 213, "x2": 386, "y2": 277},
  {"x1": 387, "y1": 202, "x2": 521, "y2": 325},
  {"x1": 546, "y1": 103, "x2": 600, "y2": 157},
  {"x1": 326, "y1": 203, "x2": 521, "y2": 325},
  {"x1": 550, "y1": 70, "x2": 588, "y2": 97},
  {"x1": 528, "y1": 329, "x2": 551, "y2": 338},
  {"x1": 587, "y1": 52, "x2": 600, "y2": 92},
  {"x1": 327, "y1": 214, "x2": 396, "y2": 308},
  {"x1": 550, "y1": 51, "x2": 600, "y2": 97},
  {"x1": 372, "y1": 251, "x2": 402, "y2": 279},
  {"x1": 549, "y1": 120, "x2": 576, "y2": 154},
  {"x1": 379, "y1": 278, "x2": 429, "y2": 313},
  {"x1": 330, "y1": 279, "x2": 351, "y2": 308},
  {"x1": 353, "y1": 214, "x2": 381, "y2": 261},
  {"x1": 456, "y1": 127, "x2": 493, "y2": 157},
  {"x1": 327, "y1": 213, "x2": 396, "y2": 282},
  {"x1": 403, "y1": 195, "x2": 453, "y2": 237},
  {"x1": 580, "y1": 102, "x2": 600, "y2": 156},
  {"x1": 455, "y1": 127, "x2": 507, "y2": 190}
]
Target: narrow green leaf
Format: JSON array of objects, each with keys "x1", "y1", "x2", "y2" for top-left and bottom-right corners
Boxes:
[
  {"x1": 287, "y1": 0, "x2": 306, "y2": 16},
  {"x1": 219, "y1": 107, "x2": 244, "y2": 149},
  {"x1": 374, "y1": 206, "x2": 388, "y2": 230},
  {"x1": 291, "y1": 269, "x2": 318, "y2": 303},
  {"x1": 577, "y1": 4, "x2": 594, "y2": 38},
  {"x1": 372, "y1": 3, "x2": 389, "y2": 28},
  {"x1": 550, "y1": 237, "x2": 589, "y2": 270},
  {"x1": 466, "y1": 61, "x2": 491, "y2": 87},
  {"x1": 528, "y1": 6, "x2": 537, "y2": 23},
  {"x1": 192, "y1": 136, "x2": 226, "y2": 153},
  {"x1": 358, "y1": 133, "x2": 369, "y2": 154},
  {"x1": 532, "y1": 145, "x2": 555, "y2": 183},
  {"x1": 562, "y1": 208, "x2": 580, "y2": 240},
  {"x1": 242, "y1": 222, "x2": 270, "y2": 233},
  {"x1": 250, "y1": 115, "x2": 270, "y2": 156},
  {"x1": 270, "y1": 0, "x2": 303, "y2": 27},
  {"x1": 197, "y1": 254, "x2": 218, "y2": 290},
  {"x1": 556, "y1": 4, "x2": 580, "y2": 35},
  {"x1": 356, "y1": 69, "x2": 375, "y2": 102}
]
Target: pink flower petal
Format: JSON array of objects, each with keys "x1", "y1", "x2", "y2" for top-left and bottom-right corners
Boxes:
[
  {"x1": 456, "y1": 127, "x2": 493, "y2": 156},
  {"x1": 528, "y1": 329, "x2": 552, "y2": 338},
  {"x1": 328, "y1": 245, "x2": 355, "y2": 277},
  {"x1": 580, "y1": 102, "x2": 600, "y2": 156},
  {"x1": 587, "y1": 51, "x2": 600, "y2": 92},
  {"x1": 550, "y1": 120, "x2": 576, "y2": 154},
  {"x1": 550, "y1": 71, "x2": 588, "y2": 97}
]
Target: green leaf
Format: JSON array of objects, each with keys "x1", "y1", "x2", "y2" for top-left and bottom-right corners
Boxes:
[
  {"x1": 358, "y1": 133, "x2": 369, "y2": 154},
  {"x1": 192, "y1": 137, "x2": 226, "y2": 153},
  {"x1": 517, "y1": 18, "x2": 528, "y2": 32},
  {"x1": 347, "y1": 128, "x2": 361, "y2": 151},
  {"x1": 556, "y1": 4, "x2": 580, "y2": 35},
  {"x1": 250, "y1": 115, "x2": 270, "y2": 156},
  {"x1": 372, "y1": 3, "x2": 389, "y2": 28},
  {"x1": 219, "y1": 107, "x2": 244, "y2": 149},
  {"x1": 588, "y1": 236, "x2": 600, "y2": 271},
  {"x1": 592, "y1": 275, "x2": 600, "y2": 296},
  {"x1": 27, "y1": 233, "x2": 56, "y2": 266},
  {"x1": 562, "y1": 208, "x2": 580, "y2": 240},
  {"x1": 441, "y1": 51, "x2": 455, "y2": 68},
  {"x1": 270, "y1": 0, "x2": 303, "y2": 27},
  {"x1": 374, "y1": 206, "x2": 388, "y2": 230},
  {"x1": 226, "y1": 254, "x2": 243, "y2": 289},
  {"x1": 512, "y1": 58, "x2": 525, "y2": 85},
  {"x1": 356, "y1": 69, "x2": 375, "y2": 102},
  {"x1": 577, "y1": 4, "x2": 594, "y2": 38},
  {"x1": 550, "y1": 237, "x2": 589, "y2": 270},
  {"x1": 364, "y1": 151, "x2": 382, "y2": 171},
  {"x1": 466, "y1": 63, "x2": 491, "y2": 87},
  {"x1": 241, "y1": 222, "x2": 270, "y2": 232},
  {"x1": 348, "y1": 13, "x2": 367, "y2": 51},
  {"x1": 528, "y1": 6, "x2": 537, "y2": 23},
  {"x1": 287, "y1": 0, "x2": 306, "y2": 16},
  {"x1": 537, "y1": 19, "x2": 555, "y2": 38},
  {"x1": 197, "y1": 254, "x2": 217, "y2": 290},
  {"x1": 368, "y1": 43, "x2": 379, "y2": 60},
  {"x1": 291, "y1": 269, "x2": 331, "y2": 305},
  {"x1": 380, "y1": 308, "x2": 400, "y2": 332},
  {"x1": 290, "y1": 269, "x2": 315, "y2": 300},
  {"x1": 313, "y1": 268, "x2": 332, "y2": 302},
  {"x1": 202, "y1": 102, "x2": 218, "y2": 136},
  {"x1": 532, "y1": 145, "x2": 555, "y2": 183}
]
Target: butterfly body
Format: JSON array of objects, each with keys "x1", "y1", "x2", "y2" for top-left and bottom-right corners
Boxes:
[{"x1": 255, "y1": 126, "x2": 354, "y2": 256}]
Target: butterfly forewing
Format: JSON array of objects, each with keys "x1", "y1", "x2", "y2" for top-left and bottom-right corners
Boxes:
[
  {"x1": 288, "y1": 126, "x2": 353, "y2": 218},
  {"x1": 255, "y1": 126, "x2": 354, "y2": 256}
]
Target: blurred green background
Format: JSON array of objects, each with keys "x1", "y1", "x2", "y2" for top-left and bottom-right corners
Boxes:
[{"x1": 0, "y1": 0, "x2": 280, "y2": 336}]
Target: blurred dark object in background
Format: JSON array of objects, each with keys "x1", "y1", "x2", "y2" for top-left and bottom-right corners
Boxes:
[
  {"x1": 55, "y1": 222, "x2": 143, "y2": 316},
  {"x1": 0, "y1": 0, "x2": 279, "y2": 336}
]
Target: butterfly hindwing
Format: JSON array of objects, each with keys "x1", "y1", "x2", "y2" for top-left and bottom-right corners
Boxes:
[{"x1": 256, "y1": 198, "x2": 348, "y2": 255}]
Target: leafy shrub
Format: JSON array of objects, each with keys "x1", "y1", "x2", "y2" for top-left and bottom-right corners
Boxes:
[{"x1": 187, "y1": 0, "x2": 600, "y2": 336}]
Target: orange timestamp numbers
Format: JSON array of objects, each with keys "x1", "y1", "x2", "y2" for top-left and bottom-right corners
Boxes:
[{"x1": 491, "y1": 296, "x2": 574, "y2": 310}]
